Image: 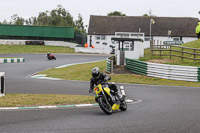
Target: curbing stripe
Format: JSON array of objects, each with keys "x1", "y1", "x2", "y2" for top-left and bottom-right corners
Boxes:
[
  {"x1": 0, "y1": 99, "x2": 140, "y2": 110},
  {"x1": 0, "y1": 58, "x2": 25, "y2": 64},
  {"x1": 4, "y1": 59, "x2": 7, "y2": 63}
]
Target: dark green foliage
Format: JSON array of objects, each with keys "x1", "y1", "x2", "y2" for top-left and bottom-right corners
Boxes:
[
  {"x1": 0, "y1": 5, "x2": 85, "y2": 33},
  {"x1": 107, "y1": 11, "x2": 126, "y2": 16}
]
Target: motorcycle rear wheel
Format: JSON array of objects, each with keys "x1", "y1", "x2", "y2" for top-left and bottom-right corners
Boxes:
[{"x1": 97, "y1": 97, "x2": 112, "y2": 115}]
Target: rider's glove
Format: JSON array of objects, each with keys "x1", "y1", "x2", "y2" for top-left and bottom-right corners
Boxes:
[{"x1": 88, "y1": 88, "x2": 93, "y2": 93}]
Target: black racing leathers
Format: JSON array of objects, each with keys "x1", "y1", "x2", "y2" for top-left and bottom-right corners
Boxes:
[{"x1": 90, "y1": 73, "x2": 117, "y2": 92}]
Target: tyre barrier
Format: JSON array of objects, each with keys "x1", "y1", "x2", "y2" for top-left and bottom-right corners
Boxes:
[
  {"x1": 0, "y1": 72, "x2": 5, "y2": 97},
  {"x1": 125, "y1": 58, "x2": 200, "y2": 82},
  {"x1": 107, "y1": 56, "x2": 115, "y2": 74},
  {"x1": 0, "y1": 58, "x2": 25, "y2": 64}
]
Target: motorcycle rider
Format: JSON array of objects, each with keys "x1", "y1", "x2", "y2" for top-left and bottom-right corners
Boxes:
[
  {"x1": 47, "y1": 52, "x2": 51, "y2": 58},
  {"x1": 89, "y1": 67, "x2": 122, "y2": 101}
]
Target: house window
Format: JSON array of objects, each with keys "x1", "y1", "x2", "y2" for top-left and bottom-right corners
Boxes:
[
  {"x1": 145, "y1": 37, "x2": 150, "y2": 41},
  {"x1": 95, "y1": 35, "x2": 106, "y2": 40},
  {"x1": 173, "y1": 37, "x2": 180, "y2": 41},
  {"x1": 96, "y1": 35, "x2": 101, "y2": 40},
  {"x1": 101, "y1": 35, "x2": 106, "y2": 40}
]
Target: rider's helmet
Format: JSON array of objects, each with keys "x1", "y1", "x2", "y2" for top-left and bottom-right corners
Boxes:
[{"x1": 92, "y1": 67, "x2": 100, "y2": 78}]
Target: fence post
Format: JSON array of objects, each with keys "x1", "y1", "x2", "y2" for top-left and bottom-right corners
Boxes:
[
  {"x1": 182, "y1": 48, "x2": 184, "y2": 60},
  {"x1": 160, "y1": 45, "x2": 161, "y2": 57},
  {"x1": 194, "y1": 49, "x2": 196, "y2": 60},
  {"x1": 170, "y1": 45, "x2": 172, "y2": 59},
  {"x1": 0, "y1": 72, "x2": 5, "y2": 97},
  {"x1": 111, "y1": 60, "x2": 114, "y2": 73}
]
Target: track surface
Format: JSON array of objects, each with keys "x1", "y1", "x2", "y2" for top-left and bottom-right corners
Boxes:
[{"x1": 1, "y1": 53, "x2": 200, "y2": 133}]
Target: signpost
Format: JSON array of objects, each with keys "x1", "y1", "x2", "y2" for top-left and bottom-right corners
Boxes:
[{"x1": 163, "y1": 41, "x2": 184, "y2": 45}]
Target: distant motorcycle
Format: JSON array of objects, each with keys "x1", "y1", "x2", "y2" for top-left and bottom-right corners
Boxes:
[{"x1": 47, "y1": 53, "x2": 56, "y2": 60}]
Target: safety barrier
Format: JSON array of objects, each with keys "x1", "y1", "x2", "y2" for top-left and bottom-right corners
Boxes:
[
  {"x1": 0, "y1": 72, "x2": 5, "y2": 97},
  {"x1": 106, "y1": 57, "x2": 114, "y2": 74},
  {"x1": 125, "y1": 58, "x2": 199, "y2": 82},
  {"x1": 0, "y1": 40, "x2": 78, "y2": 48},
  {"x1": 0, "y1": 58, "x2": 25, "y2": 63},
  {"x1": 125, "y1": 58, "x2": 147, "y2": 76}
]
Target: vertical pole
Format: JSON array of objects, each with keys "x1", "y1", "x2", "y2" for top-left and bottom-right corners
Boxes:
[
  {"x1": 194, "y1": 49, "x2": 196, "y2": 61},
  {"x1": 111, "y1": 60, "x2": 114, "y2": 73},
  {"x1": 150, "y1": 19, "x2": 152, "y2": 41},
  {"x1": 1, "y1": 77, "x2": 4, "y2": 94},
  {"x1": 118, "y1": 41, "x2": 120, "y2": 50},
  {"x1": 122, "y1": 41, "x2": 124, "y2": 51},
  {"x1": 170, "y1": 45, "x2": 172, "y2": 59},
  {"x1": 89, "y1": 36, "x2": 92, "y2": 46},
  {"x1": 0, "y1": 72, "x2": 5, "y2": 97},
  {"x1": 182, "y1": 48, "x2": 184, "y2": 60}
]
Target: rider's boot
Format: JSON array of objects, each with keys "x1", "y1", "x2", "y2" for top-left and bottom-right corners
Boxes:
[{"x1": 115, "y1": 90, "x2": 123, "y2": 101}]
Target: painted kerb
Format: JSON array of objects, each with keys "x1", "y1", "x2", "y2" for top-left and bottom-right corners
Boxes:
[{"x1": 0, "y1": 58, "x2": 25, "y2": 64}]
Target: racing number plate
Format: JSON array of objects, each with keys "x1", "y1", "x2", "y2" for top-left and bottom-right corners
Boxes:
[{"x1": 94, "y1": 84, "x2": 103, "y2": 95}]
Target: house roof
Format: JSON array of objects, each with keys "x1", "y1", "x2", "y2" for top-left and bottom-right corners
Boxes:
[{"x1": 88, "y1": 15, "x2": 199, "y2": 37}]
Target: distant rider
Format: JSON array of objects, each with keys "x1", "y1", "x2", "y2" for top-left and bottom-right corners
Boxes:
[
  {"x1": 89, "y1": 67, "x2": 122, "y2": 100},
  {"x1": 196, "y1": 22, "x2": 200, "y2": 39},
  {"x1": 47, "y1": 52, "x2": 51, "y2": 58}
]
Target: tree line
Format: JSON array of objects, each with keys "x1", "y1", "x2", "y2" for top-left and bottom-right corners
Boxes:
[
  {"x1": 0, "y1": 5, "x2": 85, "y2": 33},
  {"x1": 0, "y1": 5, "x2": 154, "y2": 33}
]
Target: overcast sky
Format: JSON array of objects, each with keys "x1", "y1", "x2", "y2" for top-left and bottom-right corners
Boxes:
[{"x1": 0, "y1": 0, "x2": 200, "y2": 26}]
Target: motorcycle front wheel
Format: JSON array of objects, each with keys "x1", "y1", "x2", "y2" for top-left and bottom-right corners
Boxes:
[{"x1": 97, "y1": 97, "x2": 112, "y2": 115}]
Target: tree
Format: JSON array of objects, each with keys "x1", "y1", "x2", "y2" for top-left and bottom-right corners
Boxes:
[
  {"x1": 36, "y1": 5, "x2": 74, "y2": 27},
  {"x1": 10, "y1": 14, "x2": 24, "y2": 25},
  {"x1": 1, "y1": 20, "x2": 9, "y2": 24},
  {"x1": 107, "y1": 11, "x2": 126, "y2": 16},
  {"x1": 0, "y1": 5, "x2": 85, "y2": 33},
  {"x1": 143, "y1": 13, "x2": 149, "y2": 16},
  {"x1": 74, "y1": 14, "x2": 85, "y2": 33}
]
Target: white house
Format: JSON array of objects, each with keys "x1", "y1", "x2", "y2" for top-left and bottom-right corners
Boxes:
[{"x1": 87, "y1": 15, "x2": 199, "y2": 51}]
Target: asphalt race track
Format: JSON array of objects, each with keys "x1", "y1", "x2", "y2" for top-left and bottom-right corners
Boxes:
[{"x1": 1, "y1": 53, "x2": 200, "y2": 133}]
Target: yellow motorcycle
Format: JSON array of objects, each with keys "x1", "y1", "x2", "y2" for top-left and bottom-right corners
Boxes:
[{"x1": 93, "y1": 82, "x2": 127, "y2": 115}]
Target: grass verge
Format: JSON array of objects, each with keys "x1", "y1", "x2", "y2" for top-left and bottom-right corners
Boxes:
[
  {"x1": 39, "y1": 60, "x2": 200, "y2": 87},
  {"x1": 0, "y1": 45, "x2": 74, "y2": 54},
  {"x1": 0, "y1": 94, "x2": 94, "y2": 107},
  {"x1": 140, "y1": 40, "x2": 200, "y2": 66}
]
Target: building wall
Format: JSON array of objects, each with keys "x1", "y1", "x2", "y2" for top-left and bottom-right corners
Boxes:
[
  {"x1": 87, "y1": 35, "x2": 114, "y2": 49},
  {"x1": 87, "y1": 34, "x2": 198, "y2": 50}
]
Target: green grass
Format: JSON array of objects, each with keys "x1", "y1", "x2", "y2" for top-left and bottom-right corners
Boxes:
[
  {"x1": 0, "y1": 94, "x2": 94, "y2": 107},
  {"x1": 39, "y1": 60, "x2": 200, "y2": 87},
  {"x1": 140, "y1": 40, "x2": 200, "y2": 66},
  {"x1": 0, "y1": 45, "x2": 75, "y2": 54},
  {"x1": 39, "y1": 61, "x2": 106, "y2": 81}
]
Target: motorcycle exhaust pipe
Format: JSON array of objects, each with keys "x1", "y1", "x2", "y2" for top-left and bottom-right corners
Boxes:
[{"x1": 120, "y1": 86, "x2": 126, "y2": 97}]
